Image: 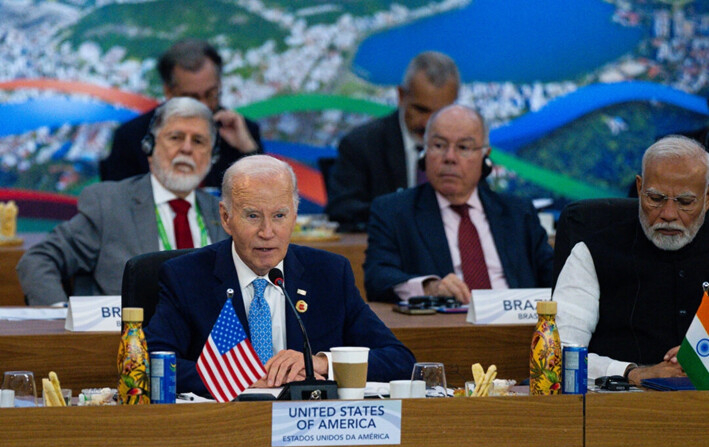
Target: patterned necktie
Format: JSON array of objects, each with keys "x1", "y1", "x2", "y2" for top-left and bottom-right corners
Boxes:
[
  {"x1": 168, "y1": 199, "x2": 194, "y2": 249},
  {"x1": 249, "y1": 278, "x2": 273, "y2": 364},
  {"x1": 450, "y1": 204, "x2": 491, "y2": 290}
]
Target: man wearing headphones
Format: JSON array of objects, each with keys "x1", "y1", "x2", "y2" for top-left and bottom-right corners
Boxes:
[
  {"x1": 554, "y1": 136, "x2": 709, "y2": 385},
  {"x1": 17, "y1": 98, "x2": 229, "y2": 305},
  {"x1": 101, "y1": 39, "x2": 262, "y2": 188},
  {"x1": 364, "y1": 105, "x2": 554, "y2": 303}
]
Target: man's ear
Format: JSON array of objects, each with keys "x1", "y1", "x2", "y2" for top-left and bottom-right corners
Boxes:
[
  {"x1": 163, "y1": 84, "x2": 173, "y2": 100},
  {"x1": 219, "y1": 202, "x2": 232, "y2": 236},
  {"x1": 635, "y1": 175, "x2": 643, "y2": 197}
]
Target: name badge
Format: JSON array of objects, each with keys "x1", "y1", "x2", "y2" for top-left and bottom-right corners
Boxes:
[
  {"x1": 272, "y1": 400, "x2": 401, "y2": 446},
  {"x1": 64, "y1": 296, "x2": 122, "y2": 332},
  {"x1": 466, "y1": 288, "x2": 551, "y2": 324}
]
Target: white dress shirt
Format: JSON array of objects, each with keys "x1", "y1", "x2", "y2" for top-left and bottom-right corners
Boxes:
[
  {"x1": 230, "y1": 243, "x2": 287, "y2": 357},
  {"x1": 151, "y1": 175, "x2": 211, "y2": 250},
  {"x1": 553, "y1": 241, "x2": 633, "y2": 380},
  {"x1": 399, "y1": 110, "x2": 422, "y2": 188},
  {"x1": 394, "y1": 188, "x2": 509, "y2": 300}
]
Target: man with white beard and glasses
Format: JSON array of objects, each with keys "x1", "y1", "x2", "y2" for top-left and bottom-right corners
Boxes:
[
  {"x1": 17, "y1": 98, "x2": 228, "y2": 305},
  {"x1": 554, "y1": 135, "x2": 709, "y2": 386}
]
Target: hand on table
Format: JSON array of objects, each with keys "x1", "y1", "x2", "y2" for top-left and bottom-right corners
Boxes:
[
  {"x1": 423, "y1": 273, "x2": 471, "y2": 304},
  {"x1": 252, "y1": 350, "x2": 328, "y2": 388}
]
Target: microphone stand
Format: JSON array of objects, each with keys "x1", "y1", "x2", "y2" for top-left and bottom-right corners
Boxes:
[{"x1": 270, "y1": 269, "x2": 338, "y2": 400}]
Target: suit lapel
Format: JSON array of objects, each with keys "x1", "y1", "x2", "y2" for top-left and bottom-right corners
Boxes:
[
  {"x1": 282, "y1": 247, "x2": 306, "y2": 352},
  {"x1": 415, "y1": 184, "x2": 454, "y2": 275},
  {"x1": 383, "y1": 111, "x2": 408, "y2": 190},
  {"x1": 130, "y1": 175, "x2": 160, "y2": 252},
  {"x1": 210, "y1": 239, "x2": 249, "y2": 335},
  {"x1": 479, "y1": 186, "x2": 517, "y2": 286},
  {"x1": 196, "y1": 190, "x2": 223, "y2": 242}
]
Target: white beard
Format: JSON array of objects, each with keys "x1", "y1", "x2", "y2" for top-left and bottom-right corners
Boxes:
[
  {"x1": 639, "y1": 206, "x2": 705, "y2": 251},
  {"x1": 152, "y1": 154, "x2": 207, "y2": 195}
]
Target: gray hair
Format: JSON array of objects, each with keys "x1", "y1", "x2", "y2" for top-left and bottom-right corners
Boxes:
[
  {"x1": 402, "y1": 51, "x2": 460, "y2": 90},
  {"x1": 424, "y1": 104, "x2": 489, "y2": 146},
  {"x1": 150, "y1": 97, "x2": 217, "y2": 146},
  {"x1": 642, "y1": 135, "x2": 709, "y2": 184},
  {"x1": 221, "y1": 155, "x2": 300, "y2": 212}
]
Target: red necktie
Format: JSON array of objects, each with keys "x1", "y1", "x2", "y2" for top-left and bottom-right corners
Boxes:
[
  {"x1": 450, "y1": 204, "x2": 491, "y2": 290},
  {"x1": 168, "y1": 199, "x2": 194, "y2": 249}
]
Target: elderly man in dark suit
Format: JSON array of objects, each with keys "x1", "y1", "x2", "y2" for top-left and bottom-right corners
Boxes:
[
  {"x1": 101, "y1": 39, "x2": 262, "y2": 187},
  {"x1": 325, "y1": 51, "x2": 459, "y2": 231},
  {"x1": 17, "y1": 98, "x2": 230, "y2": 305},
  {"x1": 146, "y1": 155, "x2": 415, "y2": 396},
  {"x1": 365, "y1": 105, "x2": 554, "y2": 303}
]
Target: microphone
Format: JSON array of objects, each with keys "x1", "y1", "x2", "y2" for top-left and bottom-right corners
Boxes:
[
  {"x1": 268, "y1": 268, "x2": 338, "y2": 400},
  {"x1": 268, "y1": 268, "x2": 314, "y2": 380}
]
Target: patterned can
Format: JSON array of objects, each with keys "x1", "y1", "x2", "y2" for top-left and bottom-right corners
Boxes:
[
  {"x1": 150, "y1": 351, "x2": 176, "y2": 404},
  {"x1": 562, "y1": 344, "x2": 588, "y2": 394}
]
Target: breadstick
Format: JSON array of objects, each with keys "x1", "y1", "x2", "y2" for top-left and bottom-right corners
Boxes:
[
  {"x1": 471, "y1": 363, "x2": 484, "y2": 391},
  {"x1": 49, "y1": 371, "x2": 66, "y2": 406},
  {"x1": 42, "y1": 378, "x2": 62, "y2": 407},
  {"x1": 479, "y1": 370, "x2": 497, "y2": 397},
  {"x1": 475, "y1": 364, "x2": 497, "y2": 397}
]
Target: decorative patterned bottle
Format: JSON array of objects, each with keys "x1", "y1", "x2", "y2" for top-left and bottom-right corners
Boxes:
[
  {"x1": 118, "y1": 307, "x2": 151, "y2": 404},
  {"x1": 530, "y1": 301, "x2": 562, "y2": 395}
]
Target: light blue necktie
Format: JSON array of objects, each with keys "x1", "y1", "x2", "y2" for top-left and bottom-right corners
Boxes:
[{"x1": 249, "y1": 278, "x2": 273, "y2": 364}]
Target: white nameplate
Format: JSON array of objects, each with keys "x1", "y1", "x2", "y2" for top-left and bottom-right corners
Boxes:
[
  {"x1": 466, "y1": 288, "x2": 551, "y2": 324},
  {"x1": 64, "y1": 296, "x2": 122, "y2": 332},
  {"x1": 272, "y1": 400, "x2": 401, "y2": 446}
]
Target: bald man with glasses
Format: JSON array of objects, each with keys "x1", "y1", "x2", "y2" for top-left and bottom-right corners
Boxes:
[{"x1": 364, "y1": 104, "x2": 554, "y2": 303}]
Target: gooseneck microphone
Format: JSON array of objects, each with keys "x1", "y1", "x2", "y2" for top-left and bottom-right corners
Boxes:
[
  {"x1": 268, "y1": 268, "x2": 315, "y2": 380},
  {"x1": 268, "y1": 268, "x2": 338, "y2": 400}
]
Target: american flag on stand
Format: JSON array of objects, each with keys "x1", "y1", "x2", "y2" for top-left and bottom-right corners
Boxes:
[{"x1": 197, "y1": 295, "x2": 266, "y2": 402}]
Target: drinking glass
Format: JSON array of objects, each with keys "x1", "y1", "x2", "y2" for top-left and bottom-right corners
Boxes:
[
  {"x1": 2, "y1": 371, "x2": 38, "y2": 407},
  {"x1": 411, "y1": 362, "x2": 448, "y2": 397}
]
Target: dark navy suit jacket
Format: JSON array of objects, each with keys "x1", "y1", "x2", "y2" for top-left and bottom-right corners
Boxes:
[
  {"x1": 145, "y1": 239, "x2": 415, "y2": 395},
  {"x1": 364, "y1": 183, "x2": 554, "y2": 302}
]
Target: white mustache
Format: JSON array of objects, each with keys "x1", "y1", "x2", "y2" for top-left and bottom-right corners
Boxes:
[
  {"x1": 651, "y1": 223, "x2": 686, "y2": 233},
  {"x1": 171, "y1": 155, "x2": 196, "y2": 170}
]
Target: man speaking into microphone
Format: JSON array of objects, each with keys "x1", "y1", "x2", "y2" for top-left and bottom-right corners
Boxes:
[{"x1": 146, "y1": 155, "x2": 415, "y2": 397}]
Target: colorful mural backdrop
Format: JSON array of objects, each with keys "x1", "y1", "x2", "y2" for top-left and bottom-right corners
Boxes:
[{"x1": 2, "y1": 0, "x2": 709, "y2": 229}]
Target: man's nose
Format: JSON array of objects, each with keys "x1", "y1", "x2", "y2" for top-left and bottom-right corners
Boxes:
[{"x1": 658, "y1": 199, "x2": 680, "y2": 221}]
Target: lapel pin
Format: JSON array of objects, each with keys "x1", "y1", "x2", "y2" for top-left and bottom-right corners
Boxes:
[
  {"x1": 297, "y1": 289, "x2": 307, "y2": 296},
  {"x1": 295, "y1": 300, "x2": 308, "y2": 313}
]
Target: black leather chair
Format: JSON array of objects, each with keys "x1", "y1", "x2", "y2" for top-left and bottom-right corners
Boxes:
[
  {"x1": 121, "y1": 249, "x2": 195, "y2": 326},
  {"x1": 552, "y1": 198, "x2": 637, "y2": 290},
  {"x1": 317, "y1": 156, "x2": 337, "y2": 198}
]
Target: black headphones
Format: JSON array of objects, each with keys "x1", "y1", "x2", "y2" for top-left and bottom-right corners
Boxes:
[
  {"x1": 141, "y1": 109, "x2": 221, "y2": 165},
  {"x1": 417, "y1": 147, "x2": 493, "y2": 179}
]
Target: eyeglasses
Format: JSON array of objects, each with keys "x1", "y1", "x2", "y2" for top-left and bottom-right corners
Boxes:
[
  {"x1": 642, "y1": 191, "x2": 701, "y2": 212},
  {"x1": 426, "y1": 140, "x2": 488, "y2": 159},
  {"x1": 159, "y1": 131, "x2": 212, "y2": 153}
]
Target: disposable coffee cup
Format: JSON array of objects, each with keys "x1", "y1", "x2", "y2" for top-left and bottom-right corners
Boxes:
[{"x1": 331, "y1": 347, "x2": 369, "y2": 399}]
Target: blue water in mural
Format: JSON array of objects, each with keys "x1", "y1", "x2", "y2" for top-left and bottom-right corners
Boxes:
[
  {"x1": 353, "y1": 0, "x2": 645, "y2": 84},
  {"x1": 0, "y1": 97, "x2": 136, "y2": 137}
]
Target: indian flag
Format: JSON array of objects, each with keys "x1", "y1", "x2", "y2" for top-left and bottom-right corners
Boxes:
[{"x1": 677, "y1": 289, "x2": 709, "y2": 390}]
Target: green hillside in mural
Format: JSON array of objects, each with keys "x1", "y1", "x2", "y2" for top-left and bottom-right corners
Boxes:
[{"x1": 60, "y1": 0, "x2": 288, "y2": 59}]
